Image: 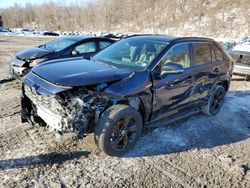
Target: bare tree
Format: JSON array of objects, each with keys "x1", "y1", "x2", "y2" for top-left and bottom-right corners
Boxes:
[{"x1": 0, "y1": 0, "x2": 249, "y2": 37}]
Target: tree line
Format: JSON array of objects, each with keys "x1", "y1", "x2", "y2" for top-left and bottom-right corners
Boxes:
[{"x1": 0, "y1": 0, "x2": 249, "y2": 38}]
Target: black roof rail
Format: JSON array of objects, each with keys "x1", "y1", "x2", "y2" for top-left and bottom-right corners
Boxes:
[
  {"x1": 171, "y1": 37, "x2": 215, "y2": 43},
  {"x1": 123, "y1": 33, "x2": 171, "y2": 38}
]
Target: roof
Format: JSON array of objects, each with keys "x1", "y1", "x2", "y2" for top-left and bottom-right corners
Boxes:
[
  {"x1": 172, "y1": 37, "x2": 215, "y2": 43},
  {"x1": 127, "y1": 34, "x2": 215, "y2": 43},
  {"x1": 126, "y1": 34, "x2": 176, "y2": 43},
  {"x1": 62, "y1": 35, "x2": 115, "y2": 42},
  {"x1": 62, "y1": 35, "x2": 92, "y2": 41}
]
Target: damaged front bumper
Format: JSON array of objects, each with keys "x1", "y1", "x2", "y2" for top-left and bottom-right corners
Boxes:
[
  {"x1": 10, "y1": 65, "x2": 29, "y2": 78},
  {"x1": 21, "y1": 72, "x2": 109, "y2": 136},
  {"x1": 21, "y1": 84, "x2": 70, "y2": 133},
  {"x1": 22, "y1": 90, "x2": 63, "y2": 130},
  {"x1": 21, "y1": 72, "x2": 74, "y2": 133},
  {"x1": 10, "y1": 56, "x2": 30, "y2": 78}
]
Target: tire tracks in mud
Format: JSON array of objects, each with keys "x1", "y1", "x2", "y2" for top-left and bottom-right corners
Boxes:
[
  {"x1": 0, "y1": 77, "x2": 21, "y2": 119},
  {"x1": 0, "y1": 101, "x2": 20, "y2": 119},
  {"x1": 142, "y1": 157, "x2": 206, "y2": 188},
  {"x1": 200, "y1": 153, "x2": 250, "y2": 182},
  {"x1": 0, "y1": 77, "x2": 15, "y2": 85},
  {"x1": 0, "y1": 111, "x2": 20, "y2": 119},
  {"x1": 0, "y1": 77, "x2": 20, "y2": 89}
]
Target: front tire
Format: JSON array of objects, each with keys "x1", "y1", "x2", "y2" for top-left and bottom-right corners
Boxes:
[
  {"x1": 95, "y1": 105, "x2": 142, "y2": 156},
  {"x1": 202, "y1": 85, "x2": 226, "y2": 116}
]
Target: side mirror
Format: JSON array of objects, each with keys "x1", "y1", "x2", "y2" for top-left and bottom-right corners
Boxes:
[
  {"x1": 162, "y1": 62, "x2": 184, "y2": 74},
  {"x1": 71, "y1": 50, "x2": 79, "y2": 56}
]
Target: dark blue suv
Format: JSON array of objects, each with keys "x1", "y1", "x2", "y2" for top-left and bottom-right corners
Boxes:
[{"x1": 21, "y1": 35, "x2": 234, "y2": 156}]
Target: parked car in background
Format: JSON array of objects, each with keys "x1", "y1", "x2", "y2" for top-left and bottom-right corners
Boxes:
[
  {"x1": 100, "y1": 32, "x2": 127, "y2": 39},
  {"x1": 238, "y1": 37, "x2": 250, "y2": 45},
  {"x1": 0, "y1": 27, "x2": 10, "y2": 33},
  {"x1": 21, "y1": 35, "x2": 234, "y2": 156},
  {"x1": 19, "y1": 28, "x2": 34, "y2": 35},
  {"x1": 229, "y1": 37, "x2": 250, "y2": 77},
  {"x1": 0, "y1": 27, "x2": 12, "y2": 35},
  {"x1": 42, "y1": 31, "x2": 59, "y2": 36},
  {"x1": 10, "y1": 36, "x2": 115, "y2": 78},
  {"x1": 220, "y1": 41, "x2": 235, "y2": 51}
]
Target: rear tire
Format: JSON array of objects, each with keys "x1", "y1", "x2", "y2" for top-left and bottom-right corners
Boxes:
[
  {"x1": 202, "y1": 85, "x2": 226, "y2": 116},
  {"x1": 95, "y1": 105, "x2": 142, "y2": 156}
]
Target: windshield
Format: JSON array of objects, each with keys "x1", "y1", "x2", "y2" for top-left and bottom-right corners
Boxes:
[
  {"x1": 41, "y1": 37, "x2": 79, "y2": 52},
  {"x1": 93, "y1": 37, "x2": 168, "y2": 70}
]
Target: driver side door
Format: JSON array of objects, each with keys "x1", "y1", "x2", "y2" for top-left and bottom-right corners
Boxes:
[{"x1": 151, "y1": 43, "x2": 196, "y2": 121}]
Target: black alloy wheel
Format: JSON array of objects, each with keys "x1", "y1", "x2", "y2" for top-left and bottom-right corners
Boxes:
[
  {"x1": 210, "y1": 87, "x2": 225, "y2": 115},
  {"x1": 202, "y1": 85, "x2": 226, "y2": 116},
  {"x1": 110, "y1": 116, "x2": 138, "y2": 150},
  {"x1": 95, "y1": 105, "x2": 142, "y2": 156}
]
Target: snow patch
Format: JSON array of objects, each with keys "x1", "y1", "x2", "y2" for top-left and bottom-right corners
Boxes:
[{"x1": 126, "y1": 91, "x2": 250, "y2": 157}]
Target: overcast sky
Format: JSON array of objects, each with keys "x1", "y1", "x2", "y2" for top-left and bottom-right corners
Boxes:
[{"x1": 0, "y1": 0, "x2": 91, "y2": 8}]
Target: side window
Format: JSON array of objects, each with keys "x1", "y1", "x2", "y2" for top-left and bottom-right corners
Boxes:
[
  {"x1": 210, "y1": 45, "x2": 216, "y2": 63},
  {"x1": 99, "y1": 41, "x2": 112, "y2": 50},
  {"x1": 193, "y1": 43, "x2": 211, "y2": 65},
  {"x1": 75, "y1": 42, "x2": 96, "y2": 53},
  {"x1": 160, "y1": 43, "x2": 190, "y2": 69},
  {"x1": 213, "y1": 44, "x2": 224, "y2": 61}
]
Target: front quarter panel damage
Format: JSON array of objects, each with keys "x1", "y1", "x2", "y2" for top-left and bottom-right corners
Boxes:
[
  {"x1": 104, "y1": 70, "x2": 153, "y2": 122},
  {"x1": 21, "y1": 70, "x2": 154, "y2": 137}
]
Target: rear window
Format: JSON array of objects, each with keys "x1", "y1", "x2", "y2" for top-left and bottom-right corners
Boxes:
[
  {"x1": 193, "y1": 43, "x2": 211, "y2": 65},
  {"x1": 213, "y1": 44, "x2": 224, "y2": 61}
]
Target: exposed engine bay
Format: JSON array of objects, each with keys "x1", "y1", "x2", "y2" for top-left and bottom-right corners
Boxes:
[
  {"x1": 21, "y1": 69, "x2": 152, "y2": 138},
  {"x1": 22, "y1": 85, "x2": 109, "y2": 137}
]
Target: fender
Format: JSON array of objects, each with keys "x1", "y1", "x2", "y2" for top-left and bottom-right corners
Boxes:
[{"x1": 104, "y1": 70, "x2": 153, "y2": 122}]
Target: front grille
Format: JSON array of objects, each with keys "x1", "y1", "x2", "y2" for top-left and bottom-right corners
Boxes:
[{"x1": 24, "y1": 85, "x2": 63, "y2": 114}]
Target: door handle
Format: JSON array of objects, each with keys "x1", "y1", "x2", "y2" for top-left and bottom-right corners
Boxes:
[
  {"x1": 167, "y1": 75, "x2": 194, "y2": 87},
  {"x1": 213, "y1": 67, "x2": 219, "y2": 73}
]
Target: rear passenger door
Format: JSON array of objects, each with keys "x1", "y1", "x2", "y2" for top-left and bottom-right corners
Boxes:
[
  {"x1": 191, "y1": 42, "x2": 222, "y2": 100},
  {"x1": 212, "y1": 43, "x2": 229, "y2": 75}
]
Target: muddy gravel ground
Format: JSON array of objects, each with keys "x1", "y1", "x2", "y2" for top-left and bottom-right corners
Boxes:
[{"x1": 0, "y1": 36, "x2": 250, "y2": 188}]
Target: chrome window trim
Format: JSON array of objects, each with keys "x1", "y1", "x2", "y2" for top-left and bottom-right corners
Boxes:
[{"x1": 152, "y1": 41, "x2": 214, "y2": 71}]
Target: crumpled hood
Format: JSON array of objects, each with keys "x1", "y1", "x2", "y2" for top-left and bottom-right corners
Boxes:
[
  {"x1": 32, "y1": 58, "x2": 133, "y2": 87},
  {"x1": 16, "y1": 47, "x2": 54, "y2": 60}
]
